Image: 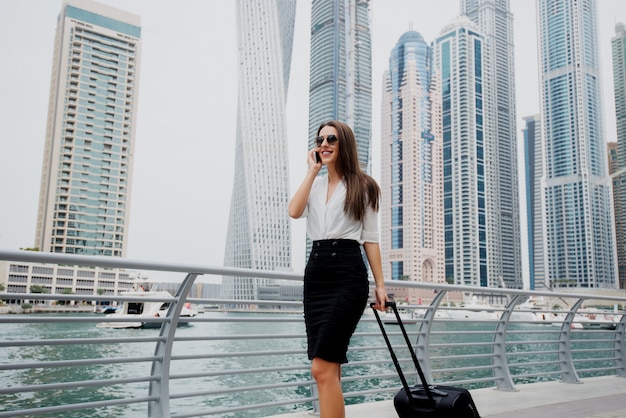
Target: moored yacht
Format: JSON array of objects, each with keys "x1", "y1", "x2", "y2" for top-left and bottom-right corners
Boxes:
[{"x1": 97, "y1": 285, "x2": 197, "y2": 329}]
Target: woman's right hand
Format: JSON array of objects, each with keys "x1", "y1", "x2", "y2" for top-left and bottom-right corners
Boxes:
[
  {"x1": 307, "y1": 148, "x2": 323, "y2": 172},
  {"x1": 288, "y1": 148, "x2": 322, "y2": 219}
]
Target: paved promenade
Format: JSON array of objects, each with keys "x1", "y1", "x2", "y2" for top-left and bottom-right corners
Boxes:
[{"x1": 272, "y1": 375, "x2": 626, "y2": 418}]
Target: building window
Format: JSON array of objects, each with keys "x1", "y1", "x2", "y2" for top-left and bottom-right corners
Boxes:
[{"x1": 391, "y1": 261, "x2": 404, "y2": 281}]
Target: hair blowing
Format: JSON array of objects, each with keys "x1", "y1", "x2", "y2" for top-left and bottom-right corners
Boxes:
[{"x1": 317, "y1": 120, "x2": 380, "y2": 221}]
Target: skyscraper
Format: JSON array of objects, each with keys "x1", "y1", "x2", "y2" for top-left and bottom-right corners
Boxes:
[
  {"x1": 538, "y1": 0, "x2": 617, "y2": 289},
  {"x1": 612, "y1": 22, "x2": 626, "y2": 288},
  {"x1": 380, "y1": 31, "x2": 445, "y2": 304},
  {"x1": 35, "y1": 0, "x2": 141, "y2": 257},
  {"x1": 308, "y1": 0, "x2": 372, "y2": 170},
  {"x1": 607, "y1": 142, "x2": 620, "y2": 286},
  {"x1": 305, "y1": 0, "x2": 373, "y2": 262},
  {"x1": 221, "y1": 0, "x2": 296, "y2": 304},
  {"x1": 462, "y1": 0, "x2": 523, "y2": 289},
  {"x1": 434, "y1": 16, "x2": 487, "y2": 287},
  {"x1": 523, "y1": 115, "x2": 543, "y2": 290}
]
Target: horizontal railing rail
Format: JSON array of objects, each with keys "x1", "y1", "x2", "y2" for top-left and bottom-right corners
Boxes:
[{"x1": 0, "y1": 249, "x2": 625, "y2": 417}]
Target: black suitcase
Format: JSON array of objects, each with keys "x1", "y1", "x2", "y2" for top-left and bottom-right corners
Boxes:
[{"x1": 371, "y1": 301, "x2": 480, "y2": 417}]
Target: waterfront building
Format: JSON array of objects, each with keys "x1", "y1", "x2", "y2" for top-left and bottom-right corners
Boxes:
[
  {"x1": 158, "y1": 281, "x2": 225, "y2": 301},
  {"x1": 538, "y1": 0, "x2": 617, "y2": 289},
  {"x1": 462, "y1": 0, "x2": 523, "y2": 289},
  {"x1": 607, "y1": 142, "x2": 623, "y2": 288},
  {"x1": 308, "y1": 0, "x2": 372, "y2": 170},
  {"x1": 380, "y1": 31, "x2": 445, "y2": 304},
  {"x1": 304, "y1": 0, "x2": 373, "y2": 263},
  {"x1": 0, "y1": 260, "x2": 135, "y2": 305},
  {"x1": 221, "y1": 1, "x2": 297, "y2": 306},
  {"x1": 608, "y1": 142, "x2": 619, "y2": 174},
  {"x1": 199, "y1": 283, "x2": 222, "y2": 301},
  {"x1": 523, "y1": 115, "x2": 544, "y2": 290},
  {"x1": 612, "y1": 22, "x2": 626, "y2": 288},
  {"x1": 433, "y1": 17, "x2": 487, "y2": 288},
  {"x1": 35, "y1": 0, "x2": 141, "y2": 257}
]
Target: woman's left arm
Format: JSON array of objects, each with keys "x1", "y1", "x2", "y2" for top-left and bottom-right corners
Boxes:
[{"x1": 363, "y1": 242, "x2": 388, "y2": 311}]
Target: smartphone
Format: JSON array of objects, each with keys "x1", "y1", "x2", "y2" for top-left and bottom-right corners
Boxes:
[{"x1": 315, "y1": 151, "x2": 321, "y2": 163}]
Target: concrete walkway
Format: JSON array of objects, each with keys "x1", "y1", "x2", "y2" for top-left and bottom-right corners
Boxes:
[{"x1": 271, "y1": 375, "x2": 626, "y2": 417}]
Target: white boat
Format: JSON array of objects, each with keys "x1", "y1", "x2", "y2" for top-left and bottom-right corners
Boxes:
[
  {"x1": 96, "y1": 304, "x2": 118, "y2": 314},
  {"x1": 575, "y1": 309, "x2": 620, "y2": 330},
  {"x1": 439, "y1": 298, "x2": 501, "y2": 320},
  {"x1": 361, "y1": 303, "x2": 418, "y2": 324},
  {"x1": 97, "y1": 288, "x2": 198, "y2": 329},
  {"x1": 511, "y1": 297, "x2": 564, "y2": 323},
  {"x1": 381, "y1": 308, "x2": 418, "y2": 325}
]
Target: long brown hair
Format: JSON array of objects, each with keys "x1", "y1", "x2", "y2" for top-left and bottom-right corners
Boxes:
[{"x1": 317, "y1": 120, "x2": 380, "y2": 221}]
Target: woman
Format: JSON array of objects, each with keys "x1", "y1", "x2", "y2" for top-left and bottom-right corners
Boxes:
[{"x1": 288, "y1": 120, "x2": 388, "y2": 418}]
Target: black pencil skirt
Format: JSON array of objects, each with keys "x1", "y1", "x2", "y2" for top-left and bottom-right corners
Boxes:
[{"x1": 304, "y1": 239, "x2": 369, "y2": 364}]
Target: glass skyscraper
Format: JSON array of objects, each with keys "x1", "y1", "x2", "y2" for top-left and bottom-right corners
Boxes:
[
  {"x1": 607, "y1": 142, "x2": 621, "y2": 288},
  {"x1": 538, "y1": 0, "x2": 617, "y2": 289},
  {"x1": 380, "y1": 31, "x2": 445, "y2": 304},
  {"x1": 612, "y1": 22, "x2": 626, "y2": 288},
  {"x1": 435, "y1": 17, "x2": 488, "y2": 287},
  {"x1": 304, "y1": 0, "x2": 373, "y2": 262},
  {"x1": 221, "y1": 0, "x2": 296, "y2": 304},
  {"x1": 308, "y1": 0, "x2": 372, "y2": 170},
  {"x1": 523, "y1": 115, "x2": 543, "y2": 290},
  {"x1": 35, "y1": 0, "x2": 141, "y2": 257},
  {"x1": 462, "y1": 0, "x2": 523, "y2": 289}
]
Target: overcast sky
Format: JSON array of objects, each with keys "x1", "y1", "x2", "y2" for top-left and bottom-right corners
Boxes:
[{"x1": 1, "y1": 0, "x2": 625, "y2": 279}]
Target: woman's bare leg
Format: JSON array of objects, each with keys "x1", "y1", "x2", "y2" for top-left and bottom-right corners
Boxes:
[{"x1": 311, "y1": 357, "x2": 345, "y2": 418}]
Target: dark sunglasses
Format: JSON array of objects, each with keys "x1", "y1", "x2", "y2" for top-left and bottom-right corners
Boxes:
[{"x1": 315, "y1": 134, "x2": 339, "y2": 146}]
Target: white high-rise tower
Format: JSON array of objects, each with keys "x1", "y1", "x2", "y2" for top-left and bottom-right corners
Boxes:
[
  {"x1": 462, "y1": 0, "x2": 523, "y2": 289},
  {"x1": 538, "y1": 0, "x2": 617, "y2": 289},
  {"x1": 612, "y1": 22, "x2": 626, "y2": 289},
  {"x1": 308, "y1": 0, "x2": 372, "y2": 170},
  {"x1": 380, "y1": 31, "x2": 445, "y2": 304},
  {"x1": 35, "y1": 0, "x2": 141, "y2": 257},
  {"x1": 304, "y1": 0, "x2": 373, "y2": 262},
  {"x1": 221, "y1": 0, "x2": 297, "y2": 305},
  {"x1": 435, "y1": 17, "x2": 488, "y2": 287}
]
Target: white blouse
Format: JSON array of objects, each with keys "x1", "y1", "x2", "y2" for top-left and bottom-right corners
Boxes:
[{"x1": 299, "y1": 175, "x2": 379, "y2": 244}]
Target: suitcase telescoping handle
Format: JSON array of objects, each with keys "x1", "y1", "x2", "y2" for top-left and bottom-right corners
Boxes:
[{"x1": 370, "y1": 301, "x2": 435, "y2": 404}]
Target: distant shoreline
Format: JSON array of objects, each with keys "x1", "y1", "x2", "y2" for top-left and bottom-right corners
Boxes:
[
  {"x1": 0, "y1": 305, "x2": 94, "y2": 314},
  {"x1": 0, "y1": 305, "x2": 304, "y2": 315}
]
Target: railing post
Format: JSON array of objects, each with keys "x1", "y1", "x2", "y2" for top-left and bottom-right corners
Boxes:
[
  {"x1": 492, "y1": 295, "x2": 518, "y2": 391},
  {"x1": 615, "y1": 313, "x2": 626, "y2": 377},
  {"x1": 415, "y1": 290, "x2": 447, "y2": 382},
  {"x1": 311, "y1": 380, "x2": 320, "y2": 415},
  {"x1": 148, "y1": 273, "x2": 199, "y2": 417},
  {"x1": 558, "y1": 298, "x2": 583, "y2": 383}
]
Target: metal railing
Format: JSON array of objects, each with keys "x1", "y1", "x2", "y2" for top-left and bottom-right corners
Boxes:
[{"x1": 0, "y1": 249, "x2": 625, "y2": 417}]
